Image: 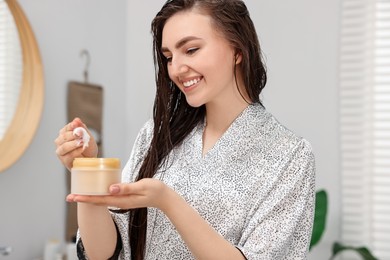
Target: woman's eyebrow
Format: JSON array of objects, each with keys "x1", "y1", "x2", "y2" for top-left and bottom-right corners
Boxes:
[{"x1": 161, "y1": 36, "x2": 202, "y2": 53}]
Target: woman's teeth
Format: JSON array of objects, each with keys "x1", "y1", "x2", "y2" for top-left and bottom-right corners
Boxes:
[{"x1": 183, "y1": 78, "x2": 201, "y2": 87}]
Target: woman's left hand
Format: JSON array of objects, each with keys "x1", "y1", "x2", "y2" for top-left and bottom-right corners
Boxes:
[
  {"x1": 66, "y1": 178, "x2": 171, "y2": 210},
  {"x1": 68, "y1": 178, "x2": 246, "y2": 260}
]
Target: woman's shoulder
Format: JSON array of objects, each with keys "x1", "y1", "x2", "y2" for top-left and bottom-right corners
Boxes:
[
  {"x1": 248, "y1": 103, "x2": 314, "y2": 155},
  {"x1": 245, "y1": 104, "x2": 315, "y2": 183},
  {"x1": 121, "y1": 119, "x2": 154, "y2": 182},
  {"x1": 140, "y1": 118, "x2": 154, "y2": 134},
  {"x1": 134, "y1": 118, "x2": 154, "y2": 144},
  {"x1": 128, "y1": 119, "x2": 154, "y2": 160}
]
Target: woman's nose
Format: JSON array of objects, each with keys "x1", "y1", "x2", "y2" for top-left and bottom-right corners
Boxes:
[{"x1": 170, "y1": 57, "x2": 189, "y2": 76}]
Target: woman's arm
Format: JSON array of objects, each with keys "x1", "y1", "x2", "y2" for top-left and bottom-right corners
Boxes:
[
  {"x1": 160, "y1": 185, "x2": 246, "y2": 260},
  {"x1": 55, "y1": 117, "x2": 117, "y2": 259},
  {"x1": 71, "y1": 179, "x2": 245, "y2": 260},
  {"x1": 66, "y1": 193, "x2": 119, "y2": 260},
  {"x1": 75, "y1": 202, "x2": 118, "y2": 260}
]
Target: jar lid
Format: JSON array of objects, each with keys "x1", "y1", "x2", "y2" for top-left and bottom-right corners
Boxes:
[{"x1": 72, "y1": 158, "x2": 120, "y2": 169}]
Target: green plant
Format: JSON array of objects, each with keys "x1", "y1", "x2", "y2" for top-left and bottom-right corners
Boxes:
[
  {"x1": 310, "y1": 190, "x2": 378, "y2": 260},
  {"x1": 310, "y1": 190, "x2": 327, "y2": 250}
]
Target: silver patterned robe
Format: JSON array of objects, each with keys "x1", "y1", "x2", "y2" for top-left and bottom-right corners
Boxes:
[{"x1": 79, "y1": 102, "x2": 316, "y2": 259}]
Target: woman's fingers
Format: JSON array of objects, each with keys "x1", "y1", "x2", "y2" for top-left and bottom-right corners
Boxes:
[
  {"x1": 55, "y1": 118, "x2": 83, "y2": 148},
  {"x1": 54, "y1": 117, "x2": 99, "y2": 170},
  {"x1": 58, "y1": 118, "x2": 84, "y2": 137},
  {"x1": 66, "y1": 194, "x2": 76, "y2": 202},
  {"x1": 109, "y1": 180, "x2": 148, "y2": 195},
  {"x1": 54, "y1": 132, "x2": 78, "y2": 148},
  {"x1": 59, "y1": 120, "x2": 76, "y2": 135},
  {"x1": 66, "y1": 179, "x2": 166, "y2": 209},
  {"x1": 67, "y1": 194, "x2": 144, "y2": 209}
]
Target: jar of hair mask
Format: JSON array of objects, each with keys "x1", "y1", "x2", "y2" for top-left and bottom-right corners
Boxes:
[{"x1": 71, "y1": 158, "x2": 121, "y2": 195}]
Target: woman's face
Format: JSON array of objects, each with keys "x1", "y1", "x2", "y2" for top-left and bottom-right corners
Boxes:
[{"x1": 161, "y1": 9, "x2": 241, "y2": 108}]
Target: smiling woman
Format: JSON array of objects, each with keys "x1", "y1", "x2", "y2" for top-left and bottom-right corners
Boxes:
[{"x1": 0, "y1": 0, "x2": 44, "y2": 172}]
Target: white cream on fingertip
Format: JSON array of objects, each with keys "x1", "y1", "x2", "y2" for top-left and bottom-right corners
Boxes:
[{"x1": 72, "y1": 127, "x2": 90, "y2": 150}]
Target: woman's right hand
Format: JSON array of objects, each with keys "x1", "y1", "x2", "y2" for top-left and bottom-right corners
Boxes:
[{"x1": 54, "y1": 117, "x2": 98, "y2": 170}]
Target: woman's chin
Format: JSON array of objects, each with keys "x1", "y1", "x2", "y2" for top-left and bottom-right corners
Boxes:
[{"x1": 184, "y1": 98, "x2": 205, "y2": 108}]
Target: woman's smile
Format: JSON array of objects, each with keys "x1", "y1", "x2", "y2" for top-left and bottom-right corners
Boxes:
[{"x1": 182, "y1": 77, "x2": 203, "y2": 92}]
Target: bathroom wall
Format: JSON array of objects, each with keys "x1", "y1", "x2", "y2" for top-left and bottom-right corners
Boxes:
[
  {"x1": 0, "y1": 1, "x2": 341, "y2": 259},
  {"x1": 0, "y1": 0, "x2": 127, "y2": 259}
]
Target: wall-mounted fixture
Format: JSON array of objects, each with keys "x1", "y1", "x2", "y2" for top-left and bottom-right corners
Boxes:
[{"x1": 0, "y1": 0, "x2": 44, "y2": 172}]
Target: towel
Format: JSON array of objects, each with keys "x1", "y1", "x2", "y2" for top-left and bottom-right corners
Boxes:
[{"x1": 65, "y1": 81, "x2": 104, "y2": 242}]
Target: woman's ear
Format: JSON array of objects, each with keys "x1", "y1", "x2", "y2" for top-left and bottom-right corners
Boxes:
[{"x1": 235, "y1": 51, "x2": 242, "y2": 65}]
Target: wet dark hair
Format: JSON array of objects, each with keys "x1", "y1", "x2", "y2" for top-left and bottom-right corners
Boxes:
[{"x1": 128, "y1": 1, "x2": 267, "y2": 259}]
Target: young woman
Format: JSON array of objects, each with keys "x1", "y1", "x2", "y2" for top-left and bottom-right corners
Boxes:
[{"x1": 55, "y1": 0, "x2": 316, "y2": 259}]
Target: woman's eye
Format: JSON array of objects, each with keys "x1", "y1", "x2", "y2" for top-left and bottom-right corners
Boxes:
[
  {"x1": 186, "y1": 48, "x2": 199, "y2": 55},
  {"x1": 165, "y1": 56, "x2": 172, "y2": 63}
]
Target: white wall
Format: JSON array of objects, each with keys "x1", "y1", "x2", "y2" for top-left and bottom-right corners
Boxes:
[
  {"x1": 125, "y1": 2, "x2": 162, "y2": 156},
  {"x1": 0, "y1": 1, "x2": 340, "y2": 259},
  {"x1": 0, "y1": 1, "x2": 127, "y2": 259}
]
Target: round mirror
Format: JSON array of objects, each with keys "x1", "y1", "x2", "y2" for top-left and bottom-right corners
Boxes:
[
  {"x1": 0, "y1": 0, "x2": 44, "y2": 172},
  {"x1": 0, "y1": 0, "x2": 22, "y2": 140}
]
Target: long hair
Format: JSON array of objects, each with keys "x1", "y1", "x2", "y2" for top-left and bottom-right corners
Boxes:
[{"x1": 128, "y1": 1, "x2": 267, "y2": 259}]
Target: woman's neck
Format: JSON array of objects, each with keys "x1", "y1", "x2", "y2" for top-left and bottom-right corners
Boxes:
[
  {"x1": 202, "y1": 97, "x2": 250, "y2": 156},
  {"x1": 205, "y1": 100, "x2": 249, "y2": 132}
]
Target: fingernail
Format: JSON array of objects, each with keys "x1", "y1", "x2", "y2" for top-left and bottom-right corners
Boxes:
[
  {"x1": 110, "y1": 185, "x2": 120, "y2": 194},
  {"x1": 66, "y1": 195, "x2": 74, "y2": 202}
]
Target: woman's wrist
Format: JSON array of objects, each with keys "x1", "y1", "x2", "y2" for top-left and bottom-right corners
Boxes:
[
  {"x1": 77, "y1": 201, "x2": 110, "y2": 213},
  {"x1": 157, "y1": 184, "x2": 180, "y2": 214}
]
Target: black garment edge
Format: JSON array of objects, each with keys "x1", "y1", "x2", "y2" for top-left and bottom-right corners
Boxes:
[
  {"x1": 236, "y1": 246, "x2": 248, "y2": 260},
  {"x1": 76, "y1": 222, "x2": 123, "y2": 260}
]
